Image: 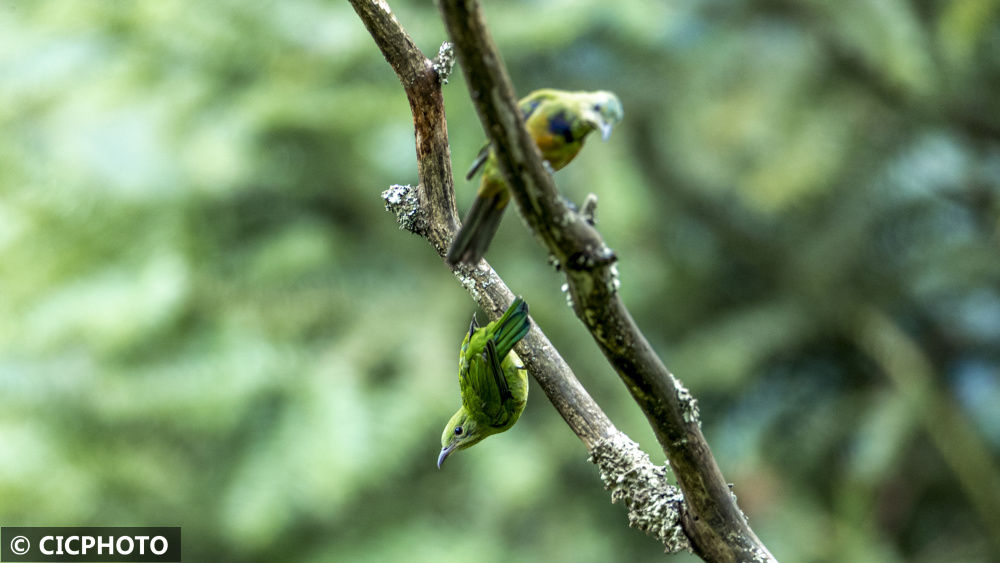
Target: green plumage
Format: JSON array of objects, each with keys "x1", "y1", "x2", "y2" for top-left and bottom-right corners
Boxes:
[
  {"x1": 438, "y1": 297, "x2": 531, "y2": 468},
  {"x1": 446, "y1": 89, "x2": 624, "y2": 265}
]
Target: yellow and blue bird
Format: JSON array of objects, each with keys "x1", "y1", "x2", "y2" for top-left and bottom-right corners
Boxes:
[
  {"x1": 446, "y1": 89, "x2": 624, "y2": 265},
  {"x1": 438, "y1": 297, "x2": 531, "y2": 468}
]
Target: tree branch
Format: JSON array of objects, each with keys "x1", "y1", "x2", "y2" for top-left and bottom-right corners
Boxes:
[
  {"x1": 383, "y1": 186, "x2": 689, "y2": 552},
  {"x1": 351, "y1": 0, "x2": 701, "y2": 556},
  {"x1": 437, "y1": 1, "x2": 775, "y2": 561},
  {"x1": 350, "y1": 0, "x2": 616, "y2": 450},
  {"x1": 350, "y1": 0, "x2": 458, "y2": 254}
]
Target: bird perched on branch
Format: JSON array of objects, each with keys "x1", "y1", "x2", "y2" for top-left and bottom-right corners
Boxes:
[
  {"x1": 446, "y1": 89, "x2": 624, "y2": 265},
  {"x1": 438, "y1": 297, "x2": 531, "y2": 468}
]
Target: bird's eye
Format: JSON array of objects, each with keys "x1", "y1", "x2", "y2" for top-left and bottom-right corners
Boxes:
[
  {"x1": 454, "y1": 426, "x2": 463, "y2": 436},
  {"x1": 593, "y1": 103, "x2": 603, "y2": 111}
]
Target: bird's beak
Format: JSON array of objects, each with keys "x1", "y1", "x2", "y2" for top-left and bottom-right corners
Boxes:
[
  {"x1": 599, "y1": 121, "x2": 614, "y2": 141},
  {"x1": 437, "y1": 444, "x2": 455, "y2": 469}
]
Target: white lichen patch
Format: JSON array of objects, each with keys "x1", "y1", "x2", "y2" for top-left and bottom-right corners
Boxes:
[
  {"x1": 375, "y1": 0, "x2": 394, "y2": 16},
  {"x1": 433, "y1": 42, "x2": 455, "y2": 84},
  {"x1": 381, "y1": 184, "x2": 427, "y2": 235},
  {"x1": 383, "y1": 184, "x2": 406, "y2": 205},
  {"x1": 607, "y1": 263, "x2": 621, "y2": 295},
  {"x1": 560, "y1": 282, "x2": 574, "y2": 308},
  {"x1": 588, "y1": 432, "x2": 691, "y2": 554},
  {"x1": 452, "y1": 268, "x2": 482, "y2": 301},
  {"x1": 672, "y1": 374, "x2": 700, "y2": 426}
]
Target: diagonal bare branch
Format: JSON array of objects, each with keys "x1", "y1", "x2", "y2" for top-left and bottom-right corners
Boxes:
[
  {"x1": 350, "y1": 0, "x2": 726, "y2": 556},
  {"x1": 436, "y1": 0, "x2": 775, "y2": 560},
  {"x1": 349, "y1": 0, "x2": 616, "y2": 451}
]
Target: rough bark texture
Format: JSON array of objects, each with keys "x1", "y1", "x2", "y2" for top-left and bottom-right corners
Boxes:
[
  {"x1": 350, "y1": 0, "x2": 617, "y2": 453},
  {"x1": 353, "y1": 0, "x2": 774, "y2": 559},
  {"x1": 437, "y1": 1, "x2": 775, "y2": 561}
]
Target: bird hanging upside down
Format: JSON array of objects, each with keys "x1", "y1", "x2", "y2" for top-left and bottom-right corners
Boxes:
[
  {"x1": 438, "y1": 297, "x2": 531, "y2": 468},
  {"x1": 446, "y1": 89, "x2": 624, "y2": 266}
]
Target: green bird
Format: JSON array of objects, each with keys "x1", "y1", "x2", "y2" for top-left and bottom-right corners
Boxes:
[
  {"x1": 438, "y1": 297, "x2": 531, "y2": 468},
  {"x1": 446, "y1": 89, "x2": 624, "y2": 265}
]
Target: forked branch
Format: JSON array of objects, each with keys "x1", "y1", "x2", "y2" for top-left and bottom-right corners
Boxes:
[{"x1": 351, "y1": 0, "x2": 771, "y2": 559}]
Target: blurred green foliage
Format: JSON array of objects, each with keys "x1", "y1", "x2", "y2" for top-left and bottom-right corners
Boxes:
[{"x1": 2, "y1": 1, "x2": 999, "y2": 561}]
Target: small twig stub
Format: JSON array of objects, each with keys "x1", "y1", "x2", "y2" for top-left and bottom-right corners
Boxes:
[
  {"x1": 433, "y1": 42, "x2": 456, "y2": 84},
  {"x1": 383, "y1": 184, "x2": 428, "y2": 235}
]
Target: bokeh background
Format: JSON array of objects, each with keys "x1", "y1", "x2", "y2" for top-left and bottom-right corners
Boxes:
[{"x1": 2, "y1": 1, "x2": 999, "y2": 561}]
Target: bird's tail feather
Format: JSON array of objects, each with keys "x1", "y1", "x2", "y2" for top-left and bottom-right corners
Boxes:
[
  {"x1": 446, "y1": 191, "x2": 506, "y2": 266},
  {"x1": 493, "y1": 297, "x2": 530, "y2": 356}
]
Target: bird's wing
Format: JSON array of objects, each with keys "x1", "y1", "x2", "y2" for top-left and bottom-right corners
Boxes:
[
  {"x1": 460, "y1": 339, "x2": 512, "y2": 427},
  {"x1": 519, "y1": 93, "x2": 547, "y2": 121},
  {"x1": 465, "y1": 91, "x2": 555, "y2": 180},
  {"x1": 484, "y1": 338, "x2": 512, "y2": 403}
]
